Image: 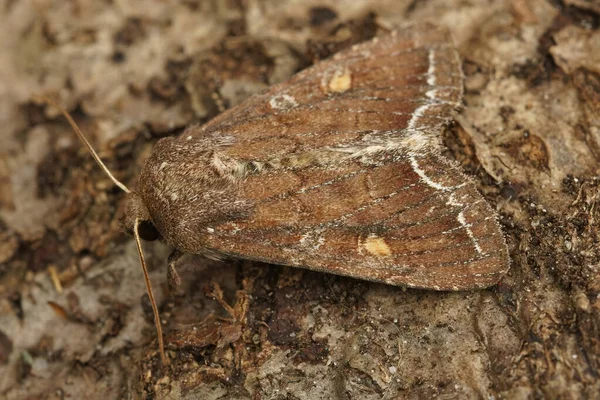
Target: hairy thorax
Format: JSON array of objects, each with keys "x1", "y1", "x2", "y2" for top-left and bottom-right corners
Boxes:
[{"x1": 137, "y1": 136, "x2": 253, "y2": 254}]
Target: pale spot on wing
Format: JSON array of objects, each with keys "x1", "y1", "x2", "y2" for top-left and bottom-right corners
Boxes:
[
  {"x1": 400, "y1": 131, "x2": 431, "y2": 153},
  {"x1": 362, "y1": 234, "x2": 392, "y2": 257},
  {"x1": 322, "y1": 67, "x2": 352, "y2": 93},
  {"x1": 269, "y1": 94, "x2": 298, "y2": 110}
]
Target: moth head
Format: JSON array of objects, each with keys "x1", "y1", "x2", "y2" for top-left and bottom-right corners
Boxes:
[
  {"x1": 44, "y1": 97, "x2": 169, "y2": 366},
  {"x1": 119, "y1": 191, "x2": 160, "y2": 242}
]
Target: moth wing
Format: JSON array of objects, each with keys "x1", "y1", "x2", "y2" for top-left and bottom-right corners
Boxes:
[
  {"x1": 187, "y1": 25, "x2": 509, "y2": 290},
  {"x1": 180, "y1": 25, "x2": 463, "y2": 159},
  {"x1": 202, "y1": 152, "x2": 508, "y2": 290}
]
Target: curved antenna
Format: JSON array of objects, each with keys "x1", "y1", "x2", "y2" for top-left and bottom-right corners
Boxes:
[
  {"x1": 134, "y1": 218, "x2": 169, "y2": 366},
  {"x1": 41, "y1": 96, "x2": 130, "y2": 193},
  {"x1": 43, "y1": 97, "x2": 168, "y2": 365}
]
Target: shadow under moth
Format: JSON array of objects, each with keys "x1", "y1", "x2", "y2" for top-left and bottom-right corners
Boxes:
[{"x1": 44, "y1": 24, "x2": 509, "y2": 367}]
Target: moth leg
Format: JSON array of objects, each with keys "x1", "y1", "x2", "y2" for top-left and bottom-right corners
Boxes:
[
  {"x1": 204, "y1": 276, "x2": 254, "y2": 370},
  {"x1": 206, "y1": 282, "x2": 237, "y2": 320},
  {"x1": 232, "y1": 275, "x2": 255, "y2": 370},
  {"x1": 234, "y1": 272, "x2": 255, "y2": 322},
  {"x1": 167, "y1": 249, "x2": 184, "y2": 296}
]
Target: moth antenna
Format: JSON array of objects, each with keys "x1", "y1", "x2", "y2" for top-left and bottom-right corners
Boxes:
[
  {"x1": 41, "y1": 96, "x2": 130, "y2": 193},
  {"x1": 134, "y1": 218, "x2": 169, "y2": 366}
]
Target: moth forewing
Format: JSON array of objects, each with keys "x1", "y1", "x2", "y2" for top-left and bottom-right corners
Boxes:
[{"x1": 195, "y1": 153, "x2": 508, "y2": 290}]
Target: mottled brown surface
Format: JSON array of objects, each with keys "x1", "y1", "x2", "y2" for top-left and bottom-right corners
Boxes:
[{"x1": 0, "y1": 1, "x2": 599, "y2": 399}]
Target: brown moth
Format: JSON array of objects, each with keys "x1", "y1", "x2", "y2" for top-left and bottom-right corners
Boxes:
[{"x1": 48, "y1": 24, "x2": 509, "y2": 366}]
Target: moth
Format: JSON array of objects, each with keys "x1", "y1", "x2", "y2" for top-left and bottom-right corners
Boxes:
[{"x1": 47, "y1": 24, "x2": 509, "y2": 366}]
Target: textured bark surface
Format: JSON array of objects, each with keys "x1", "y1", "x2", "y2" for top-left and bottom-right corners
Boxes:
[{"x1": 0, "y1": 1, "x2": 599, "y2": 399}]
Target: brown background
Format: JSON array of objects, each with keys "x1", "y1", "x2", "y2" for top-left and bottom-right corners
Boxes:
[{"x1": 0, "y1": 0, "x2": 599, "y2": 399}]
